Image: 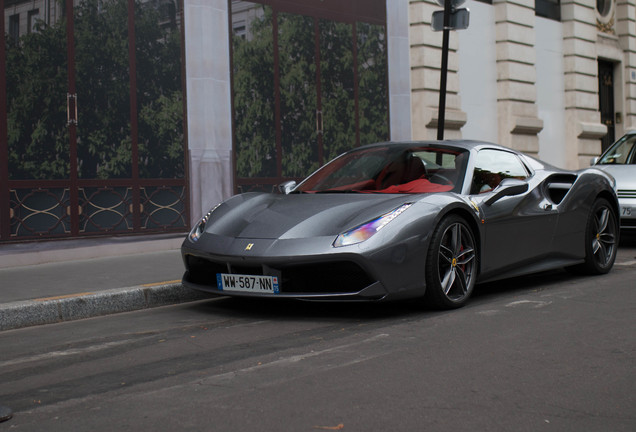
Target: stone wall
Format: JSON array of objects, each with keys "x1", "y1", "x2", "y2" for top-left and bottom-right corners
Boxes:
[
  {"x1": 494, "y1": 0, "x2": 543, "y2": 156},
  {"x1": 409, "y1": 0, "x2": 636, "y2": 168}
]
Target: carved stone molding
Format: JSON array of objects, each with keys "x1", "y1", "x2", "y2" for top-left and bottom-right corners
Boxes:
[
  {"x1": 596, "y1": 0, "x2": 616, "y2": 35},
  {"x1": 597, "y1": 16, "x2": 615, "y2": 35},
  {"x1": 510, "y1": 116, "x2": 544, "y2": 136},
  {"x1": 577, "y1": 122, "x2": 607, "y2": 140}
]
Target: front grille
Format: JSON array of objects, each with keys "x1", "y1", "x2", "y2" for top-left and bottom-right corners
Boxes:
[
  {"x1": 617, "y1": 189, "x2": 636, "y2": 199},
  {"x1": 185, "y1": 255, "x2": 375, "y2": 294},
  {"x1": 280, "y1": 262, "x2": 375, "y2": 293},
  {"x1": 186, "y1": 256, "x2": 226, "y2": 285}
]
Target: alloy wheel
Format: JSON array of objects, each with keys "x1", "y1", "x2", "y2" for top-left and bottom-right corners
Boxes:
[
  {"x1": 592, "y1": 204, "x2": 617, "y2": 268},
  {"x1": 437, "y1": 222, "x2": 476, "y2": 301}
]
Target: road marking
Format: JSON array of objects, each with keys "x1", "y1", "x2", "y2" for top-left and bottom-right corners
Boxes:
[
  {"x1": 505, "y1": 300, "x2": 552, "y2": 309},
  {"x1": 141, "y1": 280, "x2": 181, "y2": 287},
  {"x1": 616, "y1": 260, "x2": 636, "y2": 266},
  {"x1": 199, "y1": 333, "x2": 390, "y2": 384},
  {"x1": 0, "y1": 340, "x2": 136, "y2": 368},
  {"x1": 34, "y1": 292, "x2": 94, "y2": 302}
]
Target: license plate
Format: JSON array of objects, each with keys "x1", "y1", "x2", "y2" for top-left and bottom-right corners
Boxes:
[
  {"x1": 621, "y1": 206, "x2": 634, "y2": 218},
  {"x1": 216, "y1": 273, "x2": 279, "y2": 294}
]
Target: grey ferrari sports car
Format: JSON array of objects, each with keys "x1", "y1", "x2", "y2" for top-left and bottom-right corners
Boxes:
[{"x1": 181, "y1": 140, "x2": 619, "y2": 309}]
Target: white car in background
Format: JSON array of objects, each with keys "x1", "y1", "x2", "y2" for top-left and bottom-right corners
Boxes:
[{"x1": 593, "y1": 132, "x2": 636, "y2": 231}]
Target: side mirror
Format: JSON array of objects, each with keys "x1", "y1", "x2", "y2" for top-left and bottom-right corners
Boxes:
[
  {"x1": 278, "y1": 180, "x2": 297, "y2": 195},
  {"x1": 484, "y1": 178, "x2": 529, "y2": 206},
  {"x1": 590, "y1": 157, "x2": 599, "y2": 166}
]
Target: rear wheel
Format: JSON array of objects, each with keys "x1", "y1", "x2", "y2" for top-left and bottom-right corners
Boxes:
[
  {"x1": 574, "y1": 198, "x2": 619, "y2": 274},
  {"x1": 424, "y1": 215, "x2": 477, "y2": 309}
]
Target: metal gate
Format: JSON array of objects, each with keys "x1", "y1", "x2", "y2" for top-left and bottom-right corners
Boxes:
[
  {"x1": 230, "y1": 0, "x2": 389, "y2": 193},
  {"x1": 1, "y1": 0, "x2": 188, "y2": 242}
]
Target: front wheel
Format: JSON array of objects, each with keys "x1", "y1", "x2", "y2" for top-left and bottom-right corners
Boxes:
[
  {"x1": 424, "y1": 215, "x2": 478, "y2": 309},
  {"x1": 571, "y1": 198, "x2": 619, "y2": 275}
]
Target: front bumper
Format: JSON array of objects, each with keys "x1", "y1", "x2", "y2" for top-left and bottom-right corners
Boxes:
[
  {"x1": 180, "y1": 227, "x2": 430, "y2": 302},
  {"x1": 618, "y1": 192, "x2": 636, "y2": 229},
  {"x1": 181, "y1": 253, "x2": 389, "y2": 301}
]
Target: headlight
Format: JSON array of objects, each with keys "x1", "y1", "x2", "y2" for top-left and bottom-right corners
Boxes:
[
  {"x1": 333, "y1": 203, "x2": 412, "y2": 247},
  {"x1": 188, "y1": 203, "x2": 220, "y2": 242}
]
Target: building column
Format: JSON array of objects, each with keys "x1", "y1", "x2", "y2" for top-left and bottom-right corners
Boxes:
[
  {"x1": 389, "y1": 0, "x2": 414, "y2": 141},
  {"x1": 561, "y1": 0, "x2": 606, "y2": 168},
  {"x1": 494, "y1": 0, "x2": 543, "y2": 156},
  {"x1": 409, "y1": 0, "x2": 466, "y2": 140},
  {"x1": 184, "y1": 0, "x2": 233, "y2": 224}
]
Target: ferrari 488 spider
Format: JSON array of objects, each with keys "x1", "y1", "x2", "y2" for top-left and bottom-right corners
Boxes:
[{"x1": 181, "y1": 141, "x2": 619, "y2": 308}]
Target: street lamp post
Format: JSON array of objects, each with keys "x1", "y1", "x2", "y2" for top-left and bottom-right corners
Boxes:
[
  {"x1": 437, "y1": 0, "x2": 452, "y2": 140},
  {"x1": 431, "y1": 0, "x2": 470, "y2": 140}
]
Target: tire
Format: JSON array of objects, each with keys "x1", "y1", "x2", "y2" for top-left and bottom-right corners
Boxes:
[
  {"x1": 570, "y1": 198, "x2": 619, "y2": 275},
  {"x1": 424, "y1": 215, "x2": 478, "y2": 309}
]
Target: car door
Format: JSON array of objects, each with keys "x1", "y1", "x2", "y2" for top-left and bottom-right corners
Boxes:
[{"x1": 470, "y1": 149, "x2": 558, "y2": 279}]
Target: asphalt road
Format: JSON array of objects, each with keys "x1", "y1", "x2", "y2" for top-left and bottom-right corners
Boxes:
[{"x1": 1, "y1": 241, "x2": 635, "y2": 431}]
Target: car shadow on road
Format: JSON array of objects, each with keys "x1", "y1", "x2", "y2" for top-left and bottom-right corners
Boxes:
[
  {"x1": 184, "y1": 272, "x2": 574, "y2": 322},
  {"x1": 188, "y1": 294, "x2": 425, "y2": 322},
  {"x1": 471, "y1": 269, "x2": 574, "y2": 305},
  {"x1": 619, "y1": 231, "x2": 636, "y2": 247}
]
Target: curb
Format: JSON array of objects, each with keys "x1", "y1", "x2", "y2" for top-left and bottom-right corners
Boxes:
[{"x1": 0, "y1": 283, "x2": 209, "y2": 332}]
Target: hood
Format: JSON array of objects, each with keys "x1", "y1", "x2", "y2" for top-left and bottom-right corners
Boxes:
[
  {"x1": 594, "y1": 165, "x2": 636, "y2": 190},
  {"x1": 205, "y1": 193, "x2": 421, "y2": 239}
]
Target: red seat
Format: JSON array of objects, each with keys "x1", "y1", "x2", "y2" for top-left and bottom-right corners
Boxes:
[{"x1": 375, "y1": 178, "x2": 453, "y2": 194}]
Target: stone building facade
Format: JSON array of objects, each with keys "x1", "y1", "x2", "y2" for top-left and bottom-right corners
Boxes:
[{"x1": 409, "y1": 0, "x2": 635, "y2": 169}]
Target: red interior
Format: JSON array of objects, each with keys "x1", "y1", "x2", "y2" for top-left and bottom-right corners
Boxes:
[{"x1": 372, "y1": 178, "x2": 453, "y2": 194}]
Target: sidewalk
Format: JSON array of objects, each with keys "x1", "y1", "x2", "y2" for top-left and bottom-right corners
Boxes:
[{"x1": 0, "y1": 233, "x2": 208, "y2": 331}]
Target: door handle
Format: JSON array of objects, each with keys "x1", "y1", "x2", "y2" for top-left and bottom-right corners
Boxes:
[
  {"x1": 67, "y1": 93, "x2": 78, "y2": 126},
  {"x1": 316, "y1": 110, "x2": 323, "y2": 135}
]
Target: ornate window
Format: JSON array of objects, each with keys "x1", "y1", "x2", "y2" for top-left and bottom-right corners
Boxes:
[
  {"x1": 596, "y1": 0, "x2": 615, "y2": 34},
  {"x1": 597, "y1": 0, "x2": 612, "y2": 17}
]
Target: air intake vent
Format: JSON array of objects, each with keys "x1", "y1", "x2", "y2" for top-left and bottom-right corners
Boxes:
[{"x1": 545, "y1": 174, "x2": 577, "y2": 204}]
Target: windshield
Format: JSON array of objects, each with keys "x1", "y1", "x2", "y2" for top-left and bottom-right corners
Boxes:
[
  {"x1": 598, "y1": 134, "x2": 636, "y2": 164},
  {"x1": 296, "y1": 145, "x2": 468, "y2": 194}
]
